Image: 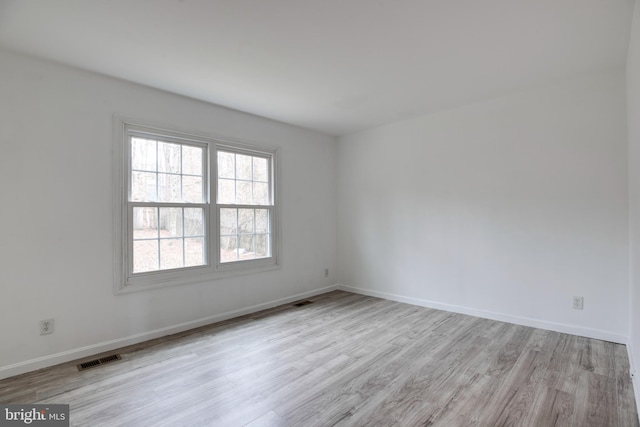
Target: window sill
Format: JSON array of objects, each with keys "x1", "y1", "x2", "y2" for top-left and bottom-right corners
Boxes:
[{"x1": 114, "y1": 261, "x2": 281, "y2": 295}]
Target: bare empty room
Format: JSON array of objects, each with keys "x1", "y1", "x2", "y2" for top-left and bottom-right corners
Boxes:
[{"x1": 1, "y1": 0, "x2": 640, "y2": 425}]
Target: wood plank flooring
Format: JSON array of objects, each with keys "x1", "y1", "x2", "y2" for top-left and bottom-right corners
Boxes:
[{"x1": 0, "y1": 291, "x2": 638, "y2": 426}]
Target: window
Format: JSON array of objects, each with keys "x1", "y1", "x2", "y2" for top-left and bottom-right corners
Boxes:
[
  {"x1": 114, "y1": 118, "x2": 278, "y2": 292},
  {"x1": 217, "y1": 149, "x2": 273, "y2": 263},
  {"x1": 130, "y1": 136, "x2": 207, "y2": 273}
]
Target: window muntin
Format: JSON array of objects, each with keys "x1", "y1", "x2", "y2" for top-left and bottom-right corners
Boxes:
[
  {"x1": 219, "y1": 207, "x2": 271, "y2": 263},
  {"x1": 217, "y1": 151, "x2": 270, "y2": 205},
  {"x1": 130, "y1": 137, "x2": 204, "y2": 203},
  {"x1": 128, "y1": 135, "x2": 207, "y2": 274},
  {"x1": 132, "y1": 206, "x2": 206, "y2": 272},
  {"x1": 216, "y1": 150, "x2": 273, "y2": 264}
]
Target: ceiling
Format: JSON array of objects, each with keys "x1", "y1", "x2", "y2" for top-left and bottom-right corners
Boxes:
[{"x1": 0, "y1": 0, "x2": 634, "y2": 136}]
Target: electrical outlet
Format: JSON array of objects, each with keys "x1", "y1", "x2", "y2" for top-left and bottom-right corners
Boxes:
[
  {"x1": 324, "y1": 268, "x2": 329, "y2": 277},
  {"x1": 40, "y1": 319, "x2": 54, "y2": 335},
  {"x1": 572, "y1": 296, "x2": 584, "y2": 310}
]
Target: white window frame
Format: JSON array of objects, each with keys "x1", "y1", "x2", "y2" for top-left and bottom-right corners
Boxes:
[{"x1": 113, "y1": 117, "x2": 280, "y2": 294}]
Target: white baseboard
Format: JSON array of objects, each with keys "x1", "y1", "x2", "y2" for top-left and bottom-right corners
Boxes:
[
  {"x1": 628, "y1": 343, "x2": 640, "y2": 421},
  {"x1": 0, "y1": 285, "x2": 338, "y2": 380},
  {"x1": 337, "y1": 284, "x2": 627, "y2": 344}
]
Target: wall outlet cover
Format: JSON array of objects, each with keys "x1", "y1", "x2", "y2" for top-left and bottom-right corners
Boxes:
[
  {"x1": 40, "y1": 319, "x2": 54, "y2": 335},
  {"x1": 572, "y1": 296, "x2": 584, "y2": 310}
]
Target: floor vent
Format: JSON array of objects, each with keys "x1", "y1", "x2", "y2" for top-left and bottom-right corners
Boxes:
[
  {"x1": 77, "y1": 354, "x2": 122, "y2": 371},
  {"x1": 293, "y1": 300, "x2": 314, "y2": 307}
]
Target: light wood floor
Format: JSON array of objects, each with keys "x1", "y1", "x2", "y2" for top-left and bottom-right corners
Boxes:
[{"x1": 1, "y1": 291, "x2": 638, "y2": 426}]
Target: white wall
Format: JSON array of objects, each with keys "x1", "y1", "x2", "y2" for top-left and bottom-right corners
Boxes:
[
  {"x1": 338, "y1": 70, "x2": 629, "y2": 342},
  {"x1": 627, "y1": 0, "x2": 640, "y2": 413},
  {"x1": 0, "y1": 49, "x2": 338, "y2": 378}
]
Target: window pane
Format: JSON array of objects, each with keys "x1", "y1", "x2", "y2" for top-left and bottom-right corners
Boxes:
[
  {"x1": 133, "y1": 240, "x2": 159, "y2": 273},
  {"x1": 183, "y1": 176, "x2": 202, "y2": 203},
  {"x1": 184, "y1": 208, "x2": 204, "y2": 237},
  {"x1": 236, "y1": 181, "x2": 252, "y2": 204},
  {"x1": 255, "y1": 234, "x2": 270, "y2": 258},
  {"x1": 238, "y1": 209, "x2": 254, "y2": 233},
  {"x1": 253, "y1": 157, "x2": 268, "y2": 182},
  {"x1": 127, "y1": 126, "x2": 220, "y2": 279},
  {"x1": 218, "y1": 178, "x2": 235, "y2": 204},
  {"x1": 239, "y1": 235, "x2": 254, "y2": 259},
  {"x1": 216, "y1": 150, "x2": 272, "y2": 208},
  {"x1": 220, "y1": 208, "x2": 237, "y2": 235},
  {"x1": 158, "y1": 173, "x2": 181, "y2": 202},
  {"x1": 160, "y1": 239, "x2": 183, "y2": 270},
  {"x1": 131, "y1": 138, "x2": 156, "y2": 171},
  {"x1": 185, "y1": 237, "x2": 204, "y2": 267},
  {"x1": 158, "y1": 142, "x2": 181, "y2": 173},
  {"x1": 255, "y1": 209, "x2": 269, "y2": 233},
  {"x1": 131, "y1": 171, "x2": 156, "y2": 202},
  {"x1": 133, "y1": 207, "x2": 158, "y2": 239},
  {"x1": 220, "y1": 236, "x2": 238, "y2": 262},
  {"x1": 236, "y1": 154, "x2": 253, "y2": 180},
  {"x1": 253, "y1": 182, "x2": 269, "y2": 205},
  {"x1": 218, "y1": 151, "x2": 235, "y2": 179},
  {"x1": 160, "y1": 208, "x2": 183, "y2": 238},
  {"x1": 182, "y1": 145, "x2": 203, "y2": 176}
]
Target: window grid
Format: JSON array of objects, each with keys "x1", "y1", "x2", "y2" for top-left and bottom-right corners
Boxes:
[
  {"x1": 218, "y1": 207, "x2": 272, "y2": 263},
  {"x1": 216, "y1": 149, "x2": 273, "y2": 264},
  {"x1": 217, "y1": 151, "x2": 271, "y2": 205},
  {"x1": 129, "y1": 135, "x2": 207, "y2": 274},
  {"x1": 131, "y1": 206, "x2": 207, "y2": 273},
  {"x1": 130, "y1": 136, "x2": 205, "y2": 204}
]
